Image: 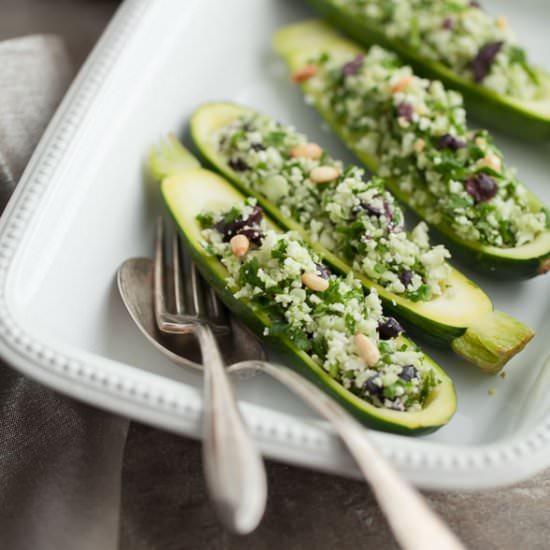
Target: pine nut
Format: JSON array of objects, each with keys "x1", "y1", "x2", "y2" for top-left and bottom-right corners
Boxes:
[
  {"x1": 391, "y1": 75, "x2": 413, "y2": 94},
  {"x1": 230, "y1": 234, "x2": 250, "y2": 258},
  {"x1": 414, "y1": 138, "x2": 425, "y2": 153},
  {"x1": 290, "y1": 142, "x2": 323, "y2": 160},
  {"x1": 292, "y1": 64, "x2": 318, "y2": 83},
  {"x1": 301, "y1": 272, "x2": 329, "y2": 292},
  {"x1": 397, "y1": 116, "x2": 410, "y2": 128},
  {"x1": 481, "y1": 154, "x2": 501, "y2": 172},
  {"x1": 415, "y1": 103, "x2": 427, "y2": 115},
  {"x1": 309, "y1": 166, "x2": 340, "y2": 184},
  {"x1": 354, "y1": 333, "x2": 380, "y2": 367},
  {"x1": 496, "y1": 16, "x2": 507, "y2": 30},
  {"x1": 475, "y1": 136, "x2": 486, "y2": 147}
]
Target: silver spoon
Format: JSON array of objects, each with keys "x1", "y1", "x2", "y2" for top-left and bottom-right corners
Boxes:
[{"x1": 117, "y1": 257, "x2": 267, "y2": 370}]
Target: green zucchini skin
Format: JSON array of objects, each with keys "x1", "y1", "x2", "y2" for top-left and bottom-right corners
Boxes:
[
  {"x1": 307, "y1": 0, "x2": 550, "y2": 142},
  {"x1": 160, "y1": 168, "x2": 456, "y2": 434},
  {"x1": 272, "y1": 20, "x2": 550, "y2": 280}
]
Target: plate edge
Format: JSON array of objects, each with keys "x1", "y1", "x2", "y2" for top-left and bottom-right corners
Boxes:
[{"x1": 0, "y1": 0, "x2": 549, "y2": 489}]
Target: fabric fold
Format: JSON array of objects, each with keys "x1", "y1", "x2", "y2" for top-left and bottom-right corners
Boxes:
[{"x1": 0, "y1": 34, "x2": 129, "y2": 550}]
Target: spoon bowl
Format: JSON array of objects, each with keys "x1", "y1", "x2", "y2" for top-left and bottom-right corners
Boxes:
[{"x1": 117, "y1": 257, "x2": 266, "y2": 372}]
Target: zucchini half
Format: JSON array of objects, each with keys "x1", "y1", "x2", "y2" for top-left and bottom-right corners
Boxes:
[
  {"x1": 273, "y1": 20, "x2": 550, "y2": 280},
  {"x1": 306, "y1": 0, "x2": 550, "y2": 142},
  {"x1": 151, "y1": 138, "x2": 456, "y2": 434},
  {"x1": 190, "y1": 103, "x2": 534, "y2": 373}
]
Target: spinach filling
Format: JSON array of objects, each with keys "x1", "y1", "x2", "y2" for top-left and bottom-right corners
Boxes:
[
  {"x1": 331, "y1": 0, "x2": 547, "y2": 101},
  {"x1": 307, "y1": 47, "x2": 550, "y2": 248},
  {"x1": 198, "y1": 198, "x2": 439, "y2": 412},
  {"x1": 215, "y1": 113, "x2": 451, "y2": 301}
]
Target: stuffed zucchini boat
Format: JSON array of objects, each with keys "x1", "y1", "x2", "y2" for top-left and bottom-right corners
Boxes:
[
  {"x1": 191, "y1": 102, "x2": 534, "y2": 373},
  {"x1": 273, "y1": 20, "x2": 550, "y2": 279},
  {"x1": 149, "y1": 136, "x2": 456, "y2": 434},
  {"x1": 305, "y1": 0, "x2": 550, "y2": 141}
]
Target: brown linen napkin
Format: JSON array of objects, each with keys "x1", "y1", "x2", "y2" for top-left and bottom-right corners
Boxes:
[
  {"x1": 0, "y1": 34, "x2": 129, "y2": 550},
  {"x1": 0, "y1": 35, "x2": 71, "y2": 203}
]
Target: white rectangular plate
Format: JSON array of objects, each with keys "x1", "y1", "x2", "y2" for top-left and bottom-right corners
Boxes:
[{"x1": 2, "y1": 0, "x2": 550, "y2": 490}]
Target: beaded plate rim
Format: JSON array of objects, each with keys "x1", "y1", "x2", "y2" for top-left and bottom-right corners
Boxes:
[{"x1": 0, "y1": 0, "x2": 549, "y2": 490}]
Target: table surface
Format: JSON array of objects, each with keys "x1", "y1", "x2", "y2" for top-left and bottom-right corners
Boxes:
[{"x1": 3, "y1": 1, "x2": 549, "y2": 549}]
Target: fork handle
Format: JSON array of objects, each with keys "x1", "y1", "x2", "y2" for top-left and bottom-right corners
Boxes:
[
  {"x1": 195, "y1": 325, "x2": 267, "y2": 534},
  {"x1": 230, "y1": 361, "x2": 464, "y2": 550}
]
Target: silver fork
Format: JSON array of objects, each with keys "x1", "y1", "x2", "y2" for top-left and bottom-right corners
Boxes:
[
  {"x1": 154, "y1": 218, "x2": 267, "y2": 535},
  {"x1": 153, "y1": 219, "x2": 464, "y2": 550}
]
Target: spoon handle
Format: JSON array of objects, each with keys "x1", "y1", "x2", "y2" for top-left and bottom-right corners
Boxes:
[
  {"x1": 196, "y1": 325, "x2": 267, "y2": 535},
  {"x1": 230, "y1": 361, "x2": 464, "y2": 550}
]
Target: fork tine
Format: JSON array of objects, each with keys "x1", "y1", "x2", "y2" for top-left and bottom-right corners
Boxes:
[
  {"x1": 193, "y1": 262, "x2": 231, "y2": 335},
  {"x1": 204, "y1": 282, "x2": 228, "y2": 327},
  {"x1": 153, "y1": 217, "x2": 168, "y2": 327},
  {"x1": 166, "y1": 219, "x2": 230, "y2": 334},
  {"x1": 170, "y1": 223, "x2": 186, "y2": 315},
  {"x1": 155, "y1": 218, "x2": 196, "y2": 334},
  {"x1": 176, "y1": 228, "x2": 205, "y2": 317},
  {"x1": 189, "y1": 262, "x2": 204, "y2": 317}
]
